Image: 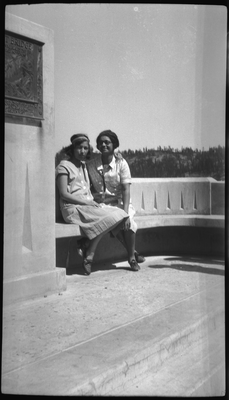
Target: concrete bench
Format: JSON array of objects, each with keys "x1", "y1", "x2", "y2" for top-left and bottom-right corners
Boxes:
[
  {"x1": 55, "y1": 178, "x2": 225, "y2": 268},
  {"x1": 55, "y1": 214, "x2": 224, "y2": 269},
  {"x1": 56, "y1": 220, "x2": 83, "y2": 239},
  {"x1": 55, "y1": 214, "x2": 224, "y2": 239}
]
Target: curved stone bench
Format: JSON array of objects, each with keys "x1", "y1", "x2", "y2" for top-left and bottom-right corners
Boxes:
[
  {"x1": 55, "y1": 214, "x2": 224, "y2": 239},
  {"x1": 55, "y1": 213, "x2": 224, "y2": 269},
  {"x1": 55, "y1": 178, "x2": 225, "y2": 267}
]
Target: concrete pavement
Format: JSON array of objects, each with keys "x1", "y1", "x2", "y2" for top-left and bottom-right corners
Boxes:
[{"x1": 2, "y1": 255, "x2": 225, "y2": 395}]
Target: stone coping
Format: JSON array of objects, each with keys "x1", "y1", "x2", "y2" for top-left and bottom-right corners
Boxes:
[
  {"x1": 55, "y1": 214, "x2": 224, "y2": 239},
  {"x1": 131, "y1": 177, "x2": 218, "y2": 183}
]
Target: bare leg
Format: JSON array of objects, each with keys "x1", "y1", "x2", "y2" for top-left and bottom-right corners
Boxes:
[
  {"x1": 82, "y1": 221, "x2": 124, "y2": 274},
  {"x1": 116, "y1": 230, "x2": 145, "y2": 264},
  {"x1": 85, "y1": 233, "x2": 104, "y2": 261},
  {"x1": 123, "y1": 230, "x2": 136, "y2": 263},
  {"x1": 116, "y1": 230, "x2": 126, "y2": 248},
  {"x1": 81, "y1": 233, "x2": 105, "y2": 275}
]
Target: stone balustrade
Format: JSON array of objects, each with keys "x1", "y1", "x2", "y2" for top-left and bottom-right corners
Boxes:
[{"x1": 130, "y1": 177, "x2": 224, "y2": 216}]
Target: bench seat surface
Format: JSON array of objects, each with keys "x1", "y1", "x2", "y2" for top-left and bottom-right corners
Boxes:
[{"x1": 55, "y1": 214, "x2": 224, "y2": 239}]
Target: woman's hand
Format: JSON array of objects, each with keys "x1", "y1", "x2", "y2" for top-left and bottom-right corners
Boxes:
[{"x1": 123, "y1": 217, "x2": 131, "y2": 231}]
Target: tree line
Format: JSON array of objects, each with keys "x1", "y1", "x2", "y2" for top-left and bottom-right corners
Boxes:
[
  {"x1": 55, "y1": 145, "x2": 225, "y2": 181},
  {"x1": 121, "y1": 145, "x2": 225, "y2": 181}
]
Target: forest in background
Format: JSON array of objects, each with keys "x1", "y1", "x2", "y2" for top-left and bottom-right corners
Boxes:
[
  {"x1": 55, "y1": 145, "x2": 225, "y2": 181},
  {"x1": 121, "y1": 146, "x2": 225, "y2": 181}
]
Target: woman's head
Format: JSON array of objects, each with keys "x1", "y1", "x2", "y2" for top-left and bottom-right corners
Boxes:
[
  {"x1": 62, "y1": 133, "x2": 92, "y2": 161},
  {"x1": 71, "y1": 134, "x2": 92, "y2": 162},
  {"x1": 96, "y1": 130, "x2": 120, "y2": 154}
]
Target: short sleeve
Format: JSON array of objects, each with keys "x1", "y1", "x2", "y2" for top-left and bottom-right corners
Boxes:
[
  {"x1": 120, "y1": 159, "x2": 131, "y2": 184},
  {"x1": 55, "y1": 163, "x2": 69, "y2": 180}
]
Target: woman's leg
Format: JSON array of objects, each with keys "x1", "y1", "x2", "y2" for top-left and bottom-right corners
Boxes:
[
  {"x1": 114, "y1": 205, "x2": 145, "y2": 264},
  {"x1": 116, "y1": 230, "x2": 126, "y2": 247},
  {"x1": 123, "y1": 230, "x2": 135, "y2": 263},
  {"x1": 83, "y1": 220, "x2": 124, "y2": 275},
  {"x1": 123, "y1": 230, "x2": 140, "y2": 271},
  {"x1": 81, "y1": 233, "x2": 105, "y2": 275},
  {"x1": 85, "y1": 233, "x2": 104, "y2": 261},
  {"x1": 116, "y1": 230, "x2": 145, "y2": 265}
]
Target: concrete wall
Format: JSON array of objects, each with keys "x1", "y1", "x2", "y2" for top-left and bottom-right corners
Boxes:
[
  {"x1": 130, "y1": 177, "x2": 224, "y2": 216},
  {"x1": 211, "y1": 181, "x2": 225, "y2": 215},
  {"x1": 4, "y1": 13, "x2": 66, "y2": 305}
]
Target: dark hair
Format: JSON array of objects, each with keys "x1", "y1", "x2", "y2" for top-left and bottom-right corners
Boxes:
[
  {"x1": 72, "y1": 133, "x2": 92, "y2": 159},
  {"x1": 56, "y1": 134, "x2": 92, "y2": 162},
  {"x1": 96, "y1": 130, "x2": 120, "y2": 150}
]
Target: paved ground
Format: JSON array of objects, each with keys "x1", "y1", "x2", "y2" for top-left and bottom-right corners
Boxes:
[{"x1": 2, "y1": 255, "x2": 225, "y2": 395}]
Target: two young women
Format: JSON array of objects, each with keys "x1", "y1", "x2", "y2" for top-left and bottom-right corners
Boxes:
[{"x1": 55, "y1": 131, "x2": 144, "y2": 275}]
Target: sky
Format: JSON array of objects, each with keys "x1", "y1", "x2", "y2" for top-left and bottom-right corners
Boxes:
[{"x1": 5, "y1": 3, "x2": 227, "y2": 152}]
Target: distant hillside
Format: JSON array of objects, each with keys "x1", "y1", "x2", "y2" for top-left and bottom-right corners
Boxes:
[
  {"x1": 55, "y1": 145, "x2": 225, "y2": 181},
  {"x1": 121, "y1": 146, "x2": 225, "y2": 181}
]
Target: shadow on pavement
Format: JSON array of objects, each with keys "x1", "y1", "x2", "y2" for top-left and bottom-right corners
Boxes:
[
  {"x1": 148, "y1": 263, "x2": 224, "y2": 276},
  {"x1": 165, "y1": 256, "x2": 224, "y2": 266},
  {"x1": 66, "y1": 262, "x2": 131, "y2": 275}
]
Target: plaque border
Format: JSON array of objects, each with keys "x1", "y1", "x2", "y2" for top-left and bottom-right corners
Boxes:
[{"x1": 5, "y1": 30, "x2": 44, "y2": 122}]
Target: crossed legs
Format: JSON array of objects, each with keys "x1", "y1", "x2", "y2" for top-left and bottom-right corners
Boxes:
[{"x1": 78, "y1": 225, "x2": 140, "y2": 275}]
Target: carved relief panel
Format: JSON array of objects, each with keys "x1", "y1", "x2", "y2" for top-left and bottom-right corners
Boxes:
[{"x1": 5, "y1": 31, "x2": 44, "y2": 120}]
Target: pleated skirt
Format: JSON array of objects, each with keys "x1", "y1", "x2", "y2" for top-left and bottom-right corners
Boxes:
[{"x1": 61, "y1": 203, "x2": 128, "y2": 239}]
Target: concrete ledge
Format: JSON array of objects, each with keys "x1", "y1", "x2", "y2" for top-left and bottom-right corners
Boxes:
[
  {"x1": 55, "y1": 214, "x2": 224, "y2": 239},
  {"x1": 2, "y1": 285, "x2": 224, "y2": 395},
  {"x1": 211, "y1": 181, "x2": 225, "y2": 215},
  {"x1": 135, "y1": 214, "x2": 225, "y2": 229},
  {"x1": 3, "y1": 269, "x2": 66, "y2": 306},
  {"x1": 55, "y1": 222, "x2": 82, "y2": 238}
]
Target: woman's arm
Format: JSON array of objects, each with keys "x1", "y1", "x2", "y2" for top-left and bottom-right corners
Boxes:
[
  {"x1": 121, "y1": 183, "x2": 131, "y2": 230},
  {"x1": 56, "y1": 174, "x2": 99, "y2": 206},
  {"x1": 120, "y1": 159, "x2": 132, "y2": 214},
  {"x1": 121, "y1": 183, "x2": 131, "y2": 214}
]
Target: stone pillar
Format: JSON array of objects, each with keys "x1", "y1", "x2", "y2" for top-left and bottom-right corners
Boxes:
[{"x1": 4, "y1": 13, "x2": 66, "y2": 305}]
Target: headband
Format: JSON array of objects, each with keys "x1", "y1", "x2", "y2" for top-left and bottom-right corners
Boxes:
[{"x1": 71, "y1": 134, "x2": 89, "y2": 145}]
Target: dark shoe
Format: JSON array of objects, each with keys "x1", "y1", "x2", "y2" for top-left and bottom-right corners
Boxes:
[
  {"x1": 134, "y1": 251, "x2": 145, "y2": 263},
  {"x1": 129, "y1": 259, "x2": 140, "y2": 271},
  {"x1": 83, "y1": 258, "x2": 92, "y2": 275}
]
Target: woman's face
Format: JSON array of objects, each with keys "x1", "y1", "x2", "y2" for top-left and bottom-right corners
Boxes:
[
  {"x1": 73, "y1": 141, "x2": 89, "y2": 161},
  {"x1": 97, "y1": 135, "x2": 114, "y2": 155}
]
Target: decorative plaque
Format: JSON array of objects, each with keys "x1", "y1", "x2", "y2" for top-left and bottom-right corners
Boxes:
[{"x1": 5, "y1": 31, "x2": 44, "y2": 120}]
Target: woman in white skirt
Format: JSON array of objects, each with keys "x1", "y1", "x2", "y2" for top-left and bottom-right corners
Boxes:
[
  {"x1": 55, "y1": 133, "x2": 129, "y2": 275},
  {"x1": 87, "y1": 130, "x2": 145, "y2": 272}
]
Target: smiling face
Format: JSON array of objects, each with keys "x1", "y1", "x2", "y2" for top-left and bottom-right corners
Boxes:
[
  {"x1": 97, "y1": 135, "x2": 114, "y2": 156},
  {"x1": 73, "y1": 140, "x2": 89, "y2": 162}
]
